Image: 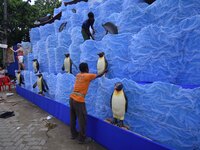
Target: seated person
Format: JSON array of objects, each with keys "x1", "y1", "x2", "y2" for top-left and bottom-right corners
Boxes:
[{"x1": 0, "y1": 66, "x2": 6, "y2": 76}]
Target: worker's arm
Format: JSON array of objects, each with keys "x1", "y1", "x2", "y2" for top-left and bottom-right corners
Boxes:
[
  {"x1": 91, "y1": 19, "x2": 95, "y2": 35},
  {"x1": 95, "y1": 69, "x2": 108, "y2": 79},
  {"x1": 10, "y1": 47, "x2": 20, "y2": 52},
  {"x1": 90, "y1": 34, "x2": 95, "y2": 40},
  {"x1": 9, "y1": 47, "x2": 15, "y2": 52},
  {"x1": 91, "y1": 26, "x2": 95, "y2": 35}
]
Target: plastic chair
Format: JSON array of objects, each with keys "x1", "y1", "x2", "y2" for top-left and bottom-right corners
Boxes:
[
  {"x1": 0, "y1": 79, "x2": 4, "y2": 91},
  {"x1": 3, "y1": 76, "x2": 15, "y2": 91}
]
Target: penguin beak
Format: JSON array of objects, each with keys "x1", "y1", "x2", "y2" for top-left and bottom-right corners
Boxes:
[
  {"x1": 65, "y1": 54, "x2": 70, "y2": 57},
  {"x1": 36, "y1": 73, "x2": 42, "y2": 77},
  {"x1": 97, "y1": 52, "x2": 104, "y2": 57},
  {"x1": 115, "y1": 87, "x2": 121, "y2": 91},
  {"x1": 115, "y1": 83, "x2": 123, "y2": 91}
]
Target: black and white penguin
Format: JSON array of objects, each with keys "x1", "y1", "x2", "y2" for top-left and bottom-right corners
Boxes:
[
  {"x1": 62, "y1": 53, "x2": 73, "y2": 73},
  {"x1": 110, "y1": 82, "x2": 128, "y2": 127},
  {"x1": 16, "y1": 70, "x2": 24, "y2": 86},
  {"x1": 33, "y1": 73, "x2": 49, "y2": 95},
  {"x1": 32, "y1": 59, "x2": 39, "y2": 74},
  {"x1": 97, "y1": 52, "x2": 108, "y2": 75}
]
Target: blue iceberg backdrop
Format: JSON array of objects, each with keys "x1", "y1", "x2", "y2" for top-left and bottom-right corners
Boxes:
[{"x1": 21, "y1": 0, "x2": 200, "y2": 149}]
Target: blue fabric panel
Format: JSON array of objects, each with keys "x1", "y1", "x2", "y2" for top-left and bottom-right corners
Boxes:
[
  {"x1": 87, "y1": 115, "x2": 168, "y2": 150},
  {"x1": 16, "y1": 86, "x2": 169, "y2": 150},
  {"x1": 27, "y1": 0, "x2": 200, "y2": 149}
]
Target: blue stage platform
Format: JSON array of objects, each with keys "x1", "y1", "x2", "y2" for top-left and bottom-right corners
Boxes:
[{"x1": 16, "y1": 86, "x2": 169, "y2": 150}]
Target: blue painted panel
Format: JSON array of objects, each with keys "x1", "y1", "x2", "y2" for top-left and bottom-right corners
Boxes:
[{"x1": 16, "y1": 86, "x2": 169, "y2": 150}]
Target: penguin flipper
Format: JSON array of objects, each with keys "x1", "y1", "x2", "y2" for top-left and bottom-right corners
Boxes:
[
  {"x1": 20, "y1": 75, "x2": 25, "y2": 85},
  {"x1": 110, "y1": 92, "x2": 114, "y2": 109},
  {"x1": 20, "y1": 75, "x2": 22, "y2": 83},
  {"x1": 124, "y1": 93, "x2": 128, "y2": 113},
  {"x1": 70, "y1": 59, "x2": 73, "y2": 74},
  {"x1": 43, "y1": 88, "x2": 47, "y2": 93},
  {"x1": 37, "y1": 62, "x2": 39, "y2": 72},
  {"x1": 62, "y1": 64, "x2": 65, "y2": 71},
  {"x1": 33, "y1": 82, "x2": 37, "y2": 88},
  {"x1": 42, "y1": 82, "x2": 47, "y2": 93},
  {"x1": 105, "y1": 57, "x2": 108, "y2": 70},
  {"x1": 43, "y1": 79, "x2": 49, "y2": 91}
]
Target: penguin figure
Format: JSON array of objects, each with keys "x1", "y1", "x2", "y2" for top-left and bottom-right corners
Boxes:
[
  {"x1": 16, "y1": 70, "x2": 24, "y2": 86},
  {"x1": 33, "y1": 73, "x2": 49, "y2": 95},
  {"x1": 97, "y1": 52, "x2": 108, "y2": 75},
  {"x1": 32, "y1": 59, "x2": 39, "y2": 74},
  {"x1": 62, "y1": 53, "x2": 77, "y2": 73},
  {"x1": 110, "y1": 82, "x2": 128, "y2": 127},
  {"x1": 102, "y1": 22, "x2": 118, "y2": 34}
]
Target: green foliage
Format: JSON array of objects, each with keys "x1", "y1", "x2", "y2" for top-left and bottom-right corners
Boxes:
[
  {"x1": 0, "y1": 0, "x2": 61, "y2": 46},
  {"x1": 34, "y1": 0, "x2": 61, "y2": 17},
  {"x1": 7, "y1": 0, "x2": 38, "y2": 46}
]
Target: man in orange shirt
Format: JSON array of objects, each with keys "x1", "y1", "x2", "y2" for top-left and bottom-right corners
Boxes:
[{"x1": 70, "y1": 62, "x2": 106, "y2": 144}]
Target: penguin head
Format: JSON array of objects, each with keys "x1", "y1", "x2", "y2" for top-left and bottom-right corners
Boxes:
[
  {"x1": 64, "y1": 53, "x2": 70, "y2": 58},
  {"x1": 36, "y1": 72, "x2": 42, "y2": 78},
  {"x1": 97, "y1": 52, "x2": 105, "y2": 58},
  {"x1": 114, "y1": 82, "x2": 123, "y2": 91},
  {"x1": 32, "y1": 59, "x2": 37, "y2": 62}
]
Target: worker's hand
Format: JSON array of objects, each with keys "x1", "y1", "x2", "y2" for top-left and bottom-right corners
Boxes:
[
  {"x1": 104, "y1": 69, "x2": 108, "y2": 73},
  {"x1": 91, "y1": 35, "x2": 95, "y2": 40},
  {"x1": 9, "y1": 47, "x2": 14, "y2": 51},
  {"x1": 92, "y1": 29, "x2": 95, "y2": 35}
]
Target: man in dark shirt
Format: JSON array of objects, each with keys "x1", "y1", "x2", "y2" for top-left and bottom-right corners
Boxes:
[{"x1": 81, "y1": 12, "x2": 95, "y2": 41}]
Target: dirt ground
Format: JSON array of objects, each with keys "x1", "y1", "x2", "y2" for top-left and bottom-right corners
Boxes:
[{"x1": 0, "y1": 90, "x2": 105, "y2": 150}]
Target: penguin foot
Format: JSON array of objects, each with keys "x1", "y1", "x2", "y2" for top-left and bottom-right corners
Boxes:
[
  {"x1": 111, "y1": 118, "x2": 118, "y2": 125},
  {"x1": 38, "y1": 92, "x2": 45, "y2": 96},
  {"x1": 117, "y1": 120, "x2": 124, "y2": 127},
  {"x1": 111, "y1": 121, "x2": 116, "y2": 125}
]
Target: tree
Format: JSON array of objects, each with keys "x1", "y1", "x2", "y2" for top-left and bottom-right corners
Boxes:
[
  {"x1": 0, "y1": 0, "x2": 61, "y2": 65},
  {"x1": 0, "y1": 0, "x2": 61, "y2": 47},
  {"x1": 34, "y1": 0, "x2": 61, "y2": 18},
  {"x1": 0, "y1": 0, "x2": 38, "y2": 46}
]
